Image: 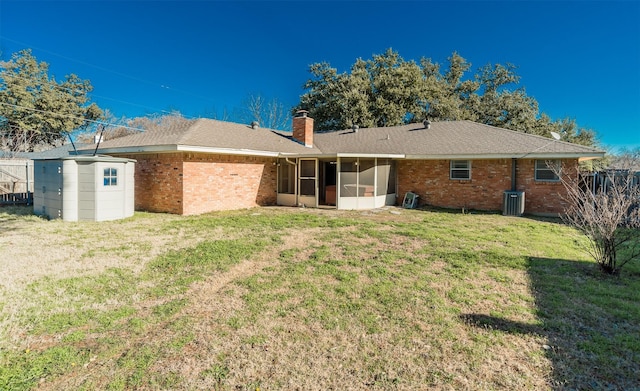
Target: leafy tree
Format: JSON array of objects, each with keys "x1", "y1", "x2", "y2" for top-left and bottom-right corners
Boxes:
[
  {"x1": 299, "y1": 50, "x2": 427, "y2": 131},
  {"x1": 369, "y1": 49, "x2": 427, "y2": 126},
  {"x1": 0, "y1": 49, "x2": 103, "y2": 152},
  {"x1": 296, "y1": 48, "x2": 598, "y2": 147},
  {"x1": 299, "y1": 61, "x2": 351, "y2": 131}
]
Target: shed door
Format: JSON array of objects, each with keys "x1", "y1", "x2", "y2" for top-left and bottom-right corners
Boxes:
[{"x1": 298, "y1": 158, "x2": 317, "y2": 207}]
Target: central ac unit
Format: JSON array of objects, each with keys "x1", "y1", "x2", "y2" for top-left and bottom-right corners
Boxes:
[{"x1": 503, "y1": 191, "x2": 525, "y2": 216}]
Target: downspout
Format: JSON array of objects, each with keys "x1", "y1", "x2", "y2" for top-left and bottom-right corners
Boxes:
[{"x1": 511, "y1": 158, "x2": 517, "y2": 191}]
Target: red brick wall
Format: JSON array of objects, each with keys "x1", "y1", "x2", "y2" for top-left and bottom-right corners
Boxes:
[
  {"x1": 181, "y1": 153, "x2": 277, "y2": 215},
  {"x1": 397, "y1": 158, "x2": 576, "y2": 215},
  {"x1": 113, "y1": 152, "x2": 576, "y2": 216},
  {"x1": 114, "y1": 152, "x2": 277, "y2": 215},
  {"x1": 515, "y1": 159, "x2": 575, "y2": 215},
  {"x1": 397, "y1": 159, "x2": 512, "y2": 211},
  {"x1": 118, "y1": 152, "x2": 184, "y2": 214}
]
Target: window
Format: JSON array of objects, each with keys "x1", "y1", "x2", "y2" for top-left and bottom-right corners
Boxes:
[
  {"x1": 103, "y1": 168, "x2": 118, "y2": 186},
  {"x1": 535, "y1": 160, "x2": 560, "y2": 181},
  {"x1": 450, "y1": 160, "x2": 471, "y2": 180}
]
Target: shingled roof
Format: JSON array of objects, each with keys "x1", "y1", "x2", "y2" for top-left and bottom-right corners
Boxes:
[
  {"x1": 84, "y1": 118, "x2": 604, "y2": 159},
  {"x1": 82, "y1": 118, "x2": 322, "y2": 156},
  {"x1": 313, "y1": 120, "x2": 603, "y2": 159}
]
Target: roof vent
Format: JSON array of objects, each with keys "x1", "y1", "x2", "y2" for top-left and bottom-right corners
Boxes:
[
  {"x1": 423, "y1": 119, "x2": 431, "y2": 129},
  {"x1": 251, "y1": 121, "x2": 259, "y2": 129},
  {"x1": 295, "y1": 109, "x2": 309, "y2": 118},
  {"x1": 352, "y1": 124, "x2": 359, "y2": 133}
]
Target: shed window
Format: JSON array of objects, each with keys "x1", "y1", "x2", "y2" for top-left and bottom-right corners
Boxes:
[
  {"x1": 450, "y1": 160, "x2": 471, "y2": 180},
  {"x1": 103, "y1": 168, "x2": 118, "y2": 186},
  {"x1": 535, "y1": 160, "x2": 560, "y2": 181}
]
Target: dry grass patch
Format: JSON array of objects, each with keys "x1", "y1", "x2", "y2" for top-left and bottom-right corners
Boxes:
[{"x1": 1, "y1": 206, "x2": 638, "y2": 390}]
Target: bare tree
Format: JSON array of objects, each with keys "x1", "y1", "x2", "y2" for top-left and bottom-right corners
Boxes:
[
  {"x1": 241, "y1": 94, "x2": 290, "y2": 130},
  {"x1": 125, "y1": 111, "x2": 189, "y2": 133},
  {"x1": 555, "y1": 156, "x2": 640, "y2": 275},
  {"x1": 76, "y1": 112, "x2": 192, "y2": 144},
  {"x1": 0, "y1": 124, "x2": 37, "y2": 157},
  {"x1": 609, "y1": 148, "x2": 640, "y2": 171}
]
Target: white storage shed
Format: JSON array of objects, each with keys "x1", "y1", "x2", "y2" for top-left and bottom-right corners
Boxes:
[{"x1": 33, "y1": 155, "x2": 136, "y2": 221}]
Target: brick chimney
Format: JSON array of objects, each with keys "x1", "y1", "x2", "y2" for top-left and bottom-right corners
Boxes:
[{"x1": 292, "y1": 110, "x2": 314, "y2": 147}]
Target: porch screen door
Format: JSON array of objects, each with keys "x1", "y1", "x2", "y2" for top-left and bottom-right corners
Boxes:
[{"x1": 298, "y1": 159, "x2": 317, "y2": 207}]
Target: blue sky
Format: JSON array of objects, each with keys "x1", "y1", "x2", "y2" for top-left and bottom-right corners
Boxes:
[{"x1": 1, "y1": 1, "x2": 639, "y2": 152}]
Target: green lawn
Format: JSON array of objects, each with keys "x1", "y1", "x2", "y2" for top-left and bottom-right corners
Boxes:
[{"x1": 0, "y1": 206, "x2": 638, "y2": 390}]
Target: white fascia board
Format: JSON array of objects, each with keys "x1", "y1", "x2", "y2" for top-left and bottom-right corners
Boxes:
[
  {"x1": 278, "y1": 152, "x2": 326, "y2": 159},
  {"x1": 337, "y1": 153, "x2": 405, "y2": 158},
  {"x1": 405, "y1": 153, "x2": 512, "y2": 160},
  {"x1": 92, "y1": 145, "x2": 279, "y2": 157},
  {"x1": 60, "y1": 155, "x2": 136, "y2": 163},
  {"x1": 177, "y1": 145, "x2": 279, "y2": 157},
  {"x1": 523, "y1": 152, "x2": 605, "y2": 159},
  {"x1": 405, "y1": 152, "x2": 605, "y2": 160},
  {"x1": 87, "y1": 145, "x2": 179, "y2": 154},
  {"x1": 276, "y1": 152, "x2": 406, "y2": 159}
]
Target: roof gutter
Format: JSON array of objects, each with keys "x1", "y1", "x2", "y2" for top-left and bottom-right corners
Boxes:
[
  {"x1": 337, "y1": 153, "x2": 405, "y2": 159},
  {"x1": 80, "y1": 144, "x2": 280, "y2": 157},
  {"x1": 405, "y1": 152, "x2": 605, "y2": 160},
  {"x1": 179, "y1": 145, "x2": 279, "y2": 157},
  {"x1": 81, "y1": 147, "x2": 604, "y2": 161}
]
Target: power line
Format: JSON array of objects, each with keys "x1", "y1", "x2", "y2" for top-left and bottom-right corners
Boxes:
[
  {"x1": 1, "y1": 36, "x2": 169, "y2": 91},
  {"x1": 0, "y1": 73, "x2": 88, "y2": 95},
  {"x1": 1, "y1": 36, "x2": 219, "y2": 105},
  {"x1": 89, "y1": 94, "x2": 196, "y2": 118},
  {"x1": 1, "y1": 71, "x2": 199, "y2": 119},
  {"x1": 0, "y1": 102, "x2": 147, "y2": 132}
]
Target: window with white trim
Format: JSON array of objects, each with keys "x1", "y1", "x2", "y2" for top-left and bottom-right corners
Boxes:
[
  {"x1": 450, "y1": 160, "x2": 471, "y2": 180},
  {"x1": 534, "y1": 160, "x2": 560, "y2": 181},
  {"x1": 103, "y1": 168, "x2": 118, "y2": 186}
]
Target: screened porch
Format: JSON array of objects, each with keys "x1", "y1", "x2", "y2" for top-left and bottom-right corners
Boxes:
[{"x1": 276, "y1": 157, "x2": 397, "y2": 210}]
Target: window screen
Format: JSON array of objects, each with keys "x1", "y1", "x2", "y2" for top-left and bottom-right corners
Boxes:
[
  {"x1": 450, "y1": 160, "x2": 471, "y2": 180},
  {"x1": 535, "y1": 160, "x2": 560, "y2": 181}
]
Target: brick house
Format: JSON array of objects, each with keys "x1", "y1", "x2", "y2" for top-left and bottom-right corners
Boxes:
[{"x1": 84, "y1": 111, "x2": 604, "y2": 216}]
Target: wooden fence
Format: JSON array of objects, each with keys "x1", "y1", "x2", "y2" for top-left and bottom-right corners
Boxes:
[
  {"x1": 0, "y1": 192, "x2": 33, "y2": 205},
  {"x1": 0, "y1": 159, "x2": 34, "y2": 206}
]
